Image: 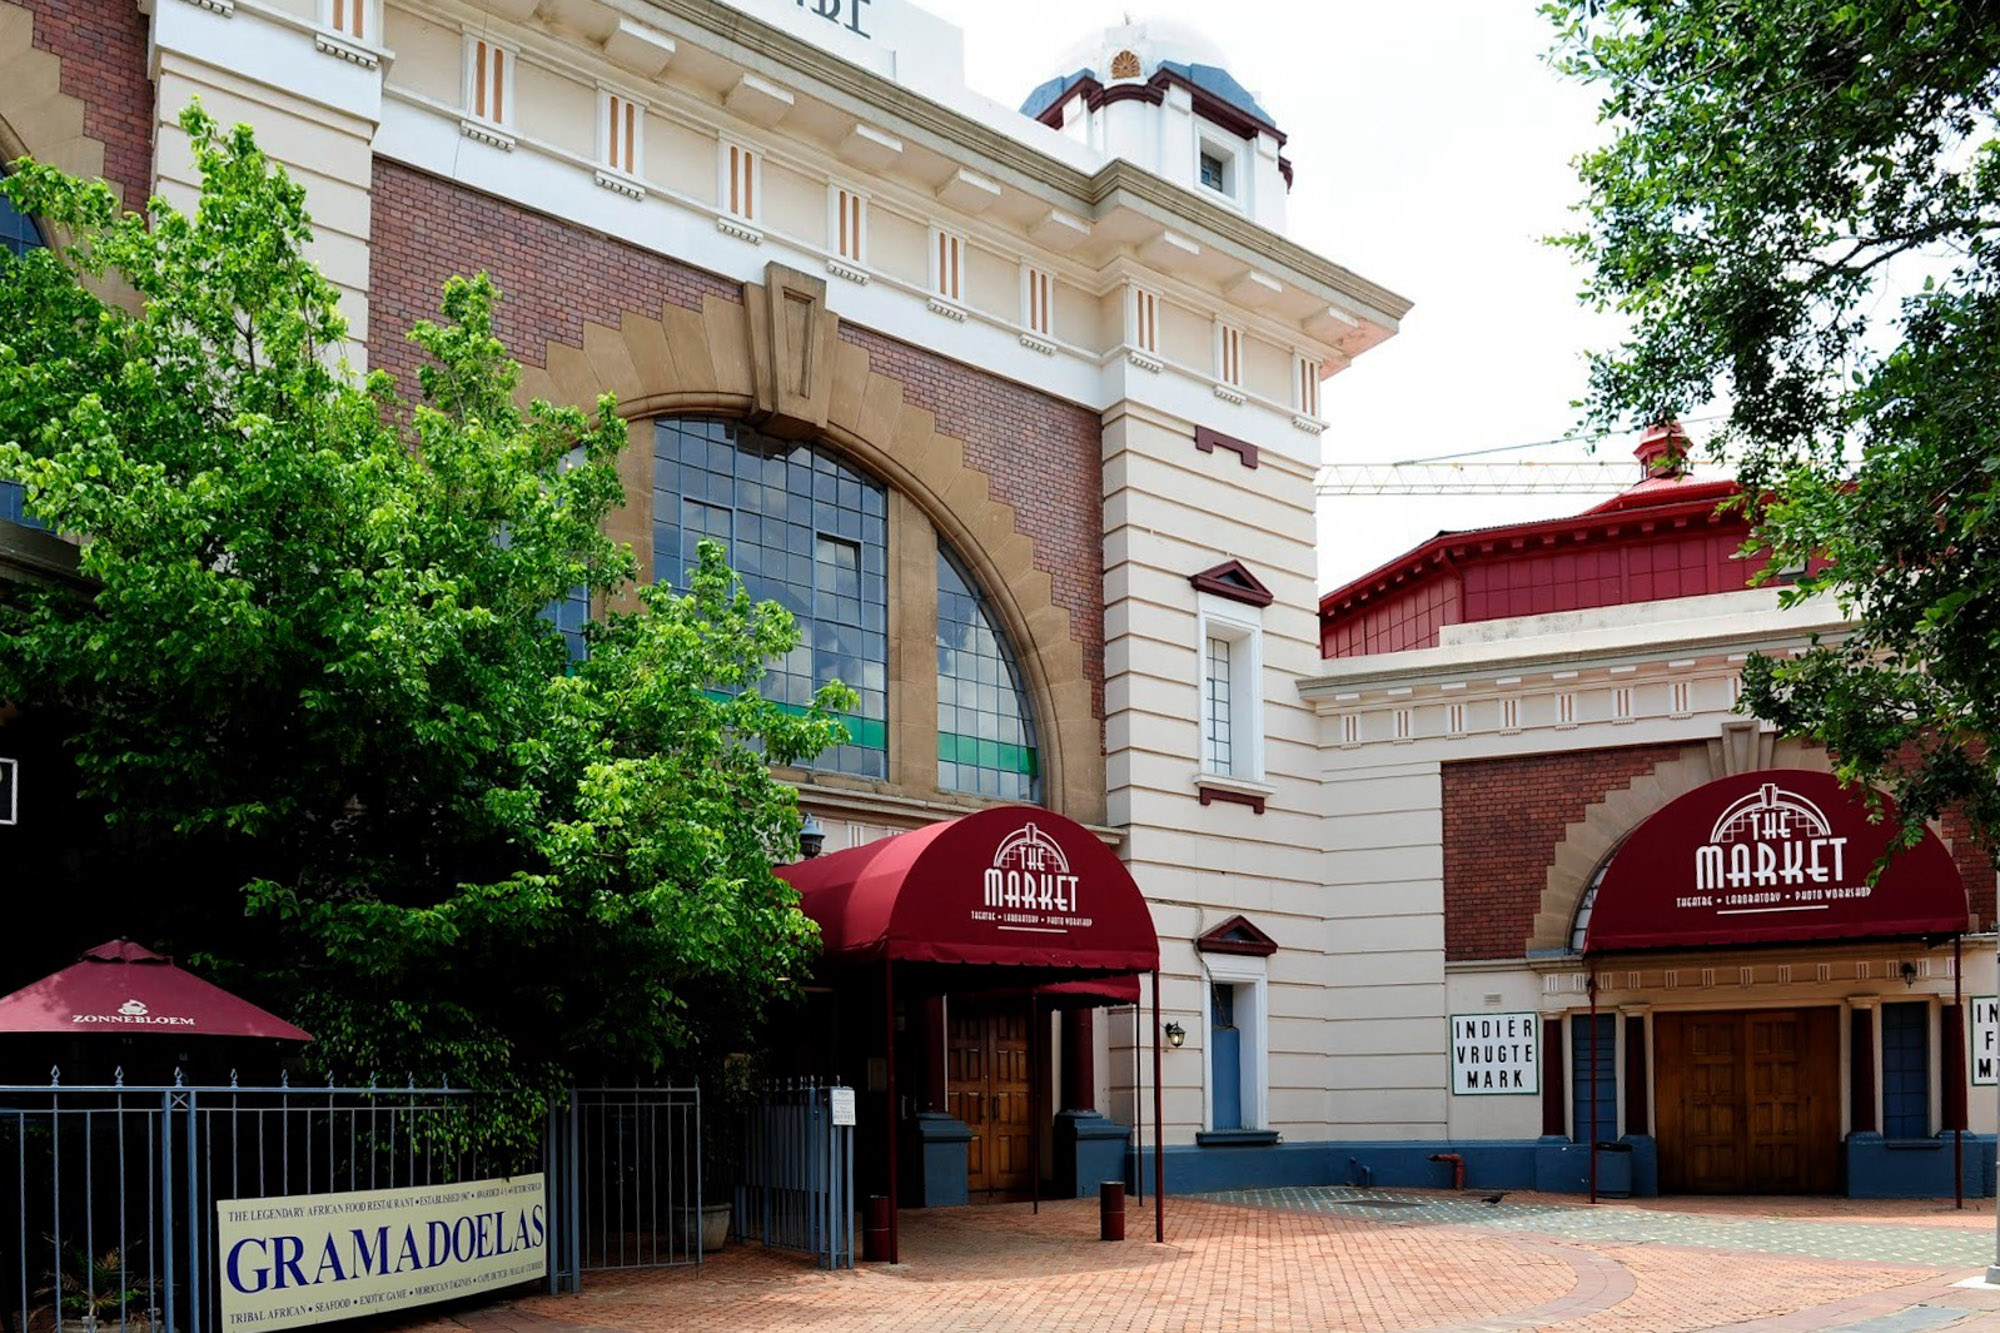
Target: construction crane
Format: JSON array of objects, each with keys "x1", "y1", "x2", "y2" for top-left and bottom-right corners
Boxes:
[{"x1": 1315, "y1": 460, "x2": 1646, "y2": 496}]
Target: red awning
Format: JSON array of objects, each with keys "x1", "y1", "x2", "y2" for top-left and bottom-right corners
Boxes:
[
  {"x1": 0, "y1": 939, "x2": 315, "y2": 1040},
  {"x1": 1583, "y1": 770, "x2": 1968, "y2": 953},
  {"x1": 778, "y1": 806, "x2": 1159, "y2": 975}
]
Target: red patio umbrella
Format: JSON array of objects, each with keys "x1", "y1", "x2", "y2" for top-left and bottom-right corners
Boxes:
[{"x1": 0, "y1": 939, "x2": 313, "y2": 1040}]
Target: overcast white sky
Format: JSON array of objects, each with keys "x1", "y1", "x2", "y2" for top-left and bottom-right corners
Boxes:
[{"x1": 918, "y1": 0, "x2": 1643, "y2": 590}]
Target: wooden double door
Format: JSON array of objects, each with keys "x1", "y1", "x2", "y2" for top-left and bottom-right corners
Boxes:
[
  {"x1": 946, "y1": 999, "x2": 1035, "y2": 1193},
  {"x1": 1655, "y1": 1008, "x2": 1840, "y2": 1194}
]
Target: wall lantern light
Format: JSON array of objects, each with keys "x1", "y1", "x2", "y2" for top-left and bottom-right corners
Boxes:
[
  {"x1": 1900, "y1": 960, "x2": 1919, "y2": 988},
  {"x1": 799, "y1": 815, "x2": 825, "y2": 859},
  {"x1": 1164, "y1": 1020, "x2": 1186, "y2": 1048}
]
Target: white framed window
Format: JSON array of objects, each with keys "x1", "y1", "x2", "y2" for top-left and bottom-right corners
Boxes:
[
  {"x1": 721, "y1": 141, "x2": 760, "y2": 223},
  {"x1": 1197, "y1": 597, "x2": 1263, "y2": 781},
  {"x1": 1214, "y1": 321, "x2": 1243, "y2": 390},
  {"x1": 1021, "y1": 264, "x2": 1053, "y2": 337},
  {"x1": 928, "y1": 226, "x2": 964, "y2": 313},
  {"x1": 1201, "y1": 952, "x2": 1268, "y2": 1133},
  {"x1": 597, "y1": 89, "x2": 643, "y2": 180},
  {"x1": 1293, "y1": 352, "x2": 1322, "y2": 420},
  {"x1": 463, "y1": 35, "x2": 513, "y2": 128},
  {"x1": 830, "y1": 185, "x2": 867, "y2": 265},
  {"x1": 1196, "y1": 135, "x2": 1241, "y2": 204}
]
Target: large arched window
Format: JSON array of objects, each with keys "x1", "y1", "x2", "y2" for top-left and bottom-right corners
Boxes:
[
  {"x1": 0, "y1": 166, "x2": 45, "y2": 529},
  {"x1": 937, "y1": 544, "x2": 1039, "y2": 801},
  {"x1": 651, "y1": 417, "x2": 888, "y2": 778}
]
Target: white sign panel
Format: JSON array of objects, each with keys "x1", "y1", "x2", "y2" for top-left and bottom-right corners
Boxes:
[
  {"x1": 1450, "y1": 1012, "x2": 1541, "y2": 1095},
  {"x1": 829, "y1": 1086, "x2": 856, "y2": 1127},
  {"x1": 1974, "y1": 996, "x2": 1999, "y2": 1086},
  {"x1": 217, "y1": 1175, "x2": 546, "y2": 1331}
]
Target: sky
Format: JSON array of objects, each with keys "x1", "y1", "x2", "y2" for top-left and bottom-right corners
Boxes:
[{"x1": 918, "y1": 0, "x2": 1643, "y2": 590}]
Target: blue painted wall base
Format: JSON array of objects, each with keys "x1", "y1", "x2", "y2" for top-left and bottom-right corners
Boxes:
[
  {"x1": 1845, "y1": 1131, "x2": 1994, "y2": 1199},
  {"x1": 1121, "y1": 1132, "x2": 1989, "y2": 1200},
  {"x1": 906, "y1": 1112, "x2": 972, "y2": 1208},
  {"x1": 1055, "y1": 1110, "x2": 1132, "y2": 1198}
]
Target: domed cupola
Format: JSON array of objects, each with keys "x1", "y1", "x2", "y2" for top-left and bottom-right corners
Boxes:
[{"x1": 1019, "y1": 21, "x2": 1292, "y2": 233}]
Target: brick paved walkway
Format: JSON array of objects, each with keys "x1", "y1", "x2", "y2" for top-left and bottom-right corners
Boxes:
[{"x1": 386, "y1": 1191, "x2": 2000, "y2": 1332}]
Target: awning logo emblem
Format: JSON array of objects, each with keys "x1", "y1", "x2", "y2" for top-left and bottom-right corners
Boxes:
[
  {"x1": 983, "y1": 822, "x2": 1081, "y2": 913},
  {"x1": 118, "y1": 998, "x2": 148, "y2": 1016}
]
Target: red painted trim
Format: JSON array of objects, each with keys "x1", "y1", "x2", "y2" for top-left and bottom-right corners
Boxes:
[
  {"x1": 1277, "y1": 156, "x2": 1293, "y2": 189},
  {"x1": 1194, "y1": 425, "x2": 1259, "y2": 470},
  {"x1": 1189, "y1": 559, "x2": 1275, "y2": 608},
  {"x1": 1197, "y1": 785, "x2": 1265, "y2": 815},
  {"x1": 1195, "y1": 913, "x2": 1279, "y2": 957}
]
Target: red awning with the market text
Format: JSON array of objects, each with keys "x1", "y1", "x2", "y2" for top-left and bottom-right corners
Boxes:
[
  {"x1": 777, "y1": 806, "x2": 1160, "y2": 975},
  {"x1": 1583, "y1": 770, "x2": 1967, "y2": 953}
]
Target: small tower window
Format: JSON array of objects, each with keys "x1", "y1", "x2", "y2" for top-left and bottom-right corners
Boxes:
[{"x1": 1200, "y1": 151, "x2": 1226, "y2": 192}]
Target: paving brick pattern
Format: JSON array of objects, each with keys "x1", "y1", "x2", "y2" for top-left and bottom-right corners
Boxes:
[
  {"x1": 1206, "y1": 1187, "x2": 1997, "y2": 1266},
  {"x1": 383, "y1": 1192, "x2": 2000, "y2": 1333}
]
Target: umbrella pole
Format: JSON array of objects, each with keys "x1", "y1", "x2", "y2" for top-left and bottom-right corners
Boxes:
[
  {"x1": 884, "y1": 957, "x2": 899, "y2": 1264},
  {"x1": 1152, "y1": 967, "x2": 1164, "y2": 1243},
  {"x1": 1957, "y1": 933, "x2": 1965, "y2": 1211},
  {"x1": 1134, "y1": 995, "x2": 1143, "y2": 1205}
]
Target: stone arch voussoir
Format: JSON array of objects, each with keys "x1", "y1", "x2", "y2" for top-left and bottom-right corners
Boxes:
[{"x1": 516, "y1": 284, "x2": 1102, "y2": 824}]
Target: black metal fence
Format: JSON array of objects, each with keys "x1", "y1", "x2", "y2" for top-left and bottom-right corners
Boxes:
[
  {"x1": 733, "y1": 1079, "x2": 854, "y2": 1270},
  {"x1": 4, "y1": 1072, "x2": 706, "y2": 1333},
  {"x1": 2, "y1": 1070, "x2": 511, "y2": 1333},
  {"x1": 545, "y1": 1085, "x2": 702, "y2": 1292}
]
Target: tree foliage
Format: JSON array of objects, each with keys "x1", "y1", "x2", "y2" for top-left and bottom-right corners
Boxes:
[
  {"x1": 1548, "y1": 1, "x2": 2000, "y2": 846},
  {"x1": 0, "y1": 105, "x2": 850, "y2": 1099}
]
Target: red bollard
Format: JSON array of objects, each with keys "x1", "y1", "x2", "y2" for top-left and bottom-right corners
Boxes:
[
  {"x1": 862, "y1": 1195, "x2": 893, "y2": 1262},
  {"x1": 1099, "y1": 1181, "x2": 1126, "y2": 1241}
]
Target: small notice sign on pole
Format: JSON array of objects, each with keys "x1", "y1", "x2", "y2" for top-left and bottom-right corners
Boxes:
[{"x1": 829, "y1": 1085, "x2": 856, "y2": 1126}]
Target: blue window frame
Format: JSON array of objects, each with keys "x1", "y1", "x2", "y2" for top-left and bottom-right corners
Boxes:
[
  {"x1": 1570, "y1": 1012, "x2": 1617, "y2": 1142},
  {"x1": 1881, "y1": 1001, "x2": 1930, "y2": 1139},
  {"x1": 1, "y1": 167, "x2": 47, "y2": 530},
  {"x1": 651, "y1": 417, "x2": 887, "y2": 778},
  {"x1": 936, "y1": 543, "x2": 1040, "y2": 801}
]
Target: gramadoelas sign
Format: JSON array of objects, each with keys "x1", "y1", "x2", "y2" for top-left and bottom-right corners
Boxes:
[{"x1": 216, "y1": 1176, "x2": 546, "y2": 1331}]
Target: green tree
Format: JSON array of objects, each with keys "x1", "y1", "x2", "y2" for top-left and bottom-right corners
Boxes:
[
  {"x1": 0, "y1": 105, "x2": 850, "y2": 1107},
  {"x1": 1548, "y1": 1, "x2": 2000, "y2": 845}
]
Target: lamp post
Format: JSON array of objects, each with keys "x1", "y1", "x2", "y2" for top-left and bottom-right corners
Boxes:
[{"x1": 799, "y1": 814, "x2": 825, "y2": 859}]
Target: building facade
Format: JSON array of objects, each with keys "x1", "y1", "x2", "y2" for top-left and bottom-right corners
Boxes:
[
  {"x1": 1301, "y1": 431, "x2": 2000, "y2": 1199},
  {"x1": 0, "y1": 0, "x2": 1423, "y2": 1201}
]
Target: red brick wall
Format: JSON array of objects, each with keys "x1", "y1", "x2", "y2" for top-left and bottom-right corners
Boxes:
[
  {"x1": 1940, "y1": 806, "x2": 1997, "y2": 931},
  {"x1": 9, "y1": 0, "x2": 153, "y2": 208},
  {"x1": 1443, "y1": 744, "x2": 1687, "y2": 961},
  {"x1": 367, "y1": 161, "x2": 740, "y2": 396},
  {"x1": 838, "y1": 324, "x2": 1105, "y2": 726}
]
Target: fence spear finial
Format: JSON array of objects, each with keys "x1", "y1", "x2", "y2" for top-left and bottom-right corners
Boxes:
[
  {"x1": 48, "y1": 1065, "x2": 59, "y2": 1087},
  {"x1": 229, "y1": 1069, "x2": 239, "y2": 1088},
  {"x1": 173, "y1": 1067, "x2": 185, "y2": 1087},
  {"x1": 115, "y1": 1066, "x2": 125, "y2": 1087}
]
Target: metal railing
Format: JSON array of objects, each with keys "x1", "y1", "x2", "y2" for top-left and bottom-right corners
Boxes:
[
  {"x1": 733, "y1": 1079, "x2": 853, "y2": 1270},
  {"x1": 546, "y1": 1085, "x2": 702, "y2": 1293},
  {"x1": 3, "y1": 1070, "x2": 510, "y2": 1333}
]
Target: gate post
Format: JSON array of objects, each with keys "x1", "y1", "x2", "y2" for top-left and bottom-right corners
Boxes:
[{"x1": 160, "y1": 1090, "x2": 176, "y2": 1333}]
